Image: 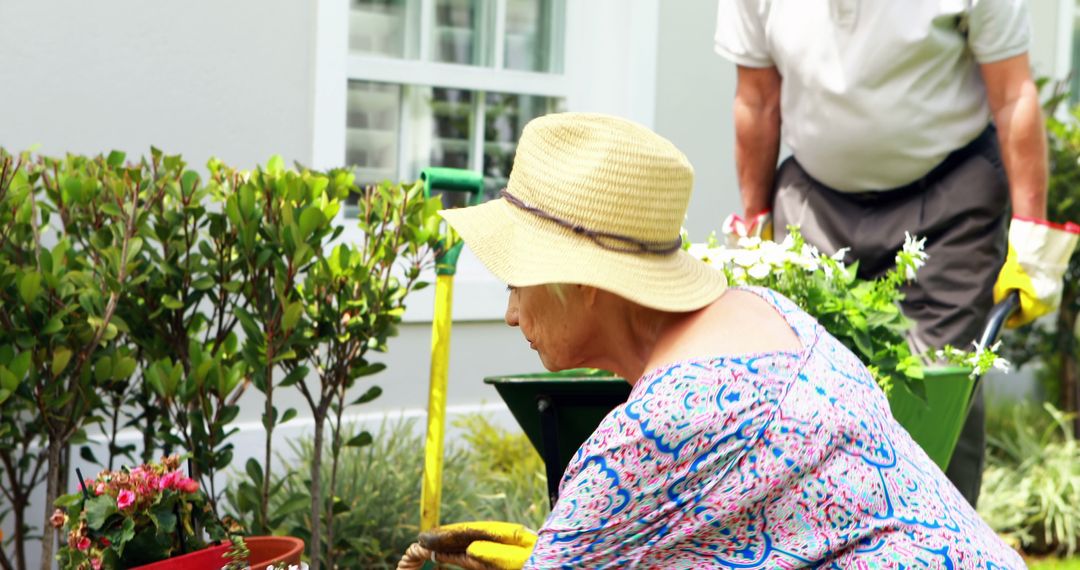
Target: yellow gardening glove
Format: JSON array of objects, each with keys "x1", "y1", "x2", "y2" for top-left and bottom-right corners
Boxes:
[
  {"x1": 722, "y1": 210, "x2": 773, "y2": 246},
  {"x1": 418, "y1": 521, "x2": 537, "y2": 569},
  {"x1": 994, "y1": 216, "x2": 1080, "y2": 328}
]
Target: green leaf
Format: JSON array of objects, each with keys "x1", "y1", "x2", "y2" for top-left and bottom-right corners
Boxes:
[
  {"x1": 79, "y1": 445, "x2": 100, "y2": 465},
  {"x1": 353, "y1": 362, "x2": 387, "y2": 378},
  {"x1": 19, "y1": 272, "x2": 42, "y2": 305},
  {"x1": 280, "y1": 408, "x2": 298, "y2": 424},
  {"x1": 299, "y1": 207, "x2": 327, "y2": 239},
  {"x1": 192, "y1": 277, "x2": 215, "y2": 290},
  {"x1": 0, "y1": 366, "x2": 18, "y2": 392},
  {"x1": 345, "y1": 431, "x2": 373, "y2": 447},
  {"x1": 125, "y1": 237, "x2": 143, "y2": 263},
  {"x1": 161, "y1": 295, "x2": 184, "y2": 310},
  {"x1": 266, "y1": 155, "x2": 285, "y2": 175},
  {"x1": 274, "y1": 493, "x2": 310, "y2": 517},
  {"x1": 52, "y1": 347, "x2": 73, "y2": 376},
  {"x1": 9, "y1": 351, "x2": 31, "y2": 380},
  {"x1": 42, "y1": 317, "x2": 63, "y2": 335},
  {"x1": 282, "y1": 302, "x2": 303, "y2": 331},
  {"x1": 94, "y1": 356, "x2": 113, "y2": 383},
  {"x1": 152, "y1": 504, "x2": 177, "y2": 533},
  {"x1": 113, "y1": 356, "x2": 137, "y2": 380},
  {"x1": 350, "y1": 385, "x2": 383, "y2": 406},
  {"x1": 106, "y1": 150, "x2": 126, "y2": 167},
  {"x1": 180, "y1": 170, "x2": 200, "y2": 195},
  {"x1": 245, "y1": 458, "x2": 264, "y2": 488},
  {"x1": 54, "y1": 493, "x2": 83, "y2": 508},
  {"x1": 85, "y1": 494, "x2": 118, "y2": 528}
]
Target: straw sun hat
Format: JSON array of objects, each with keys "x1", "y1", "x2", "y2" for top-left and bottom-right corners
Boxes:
[{"x1": 439, "y1": 112, "x2": 728, "y2": 312}]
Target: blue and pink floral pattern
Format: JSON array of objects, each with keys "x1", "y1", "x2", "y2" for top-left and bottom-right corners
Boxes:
[{"x1": 525, "y1": 287, "x2": 1023, "y2": 569}]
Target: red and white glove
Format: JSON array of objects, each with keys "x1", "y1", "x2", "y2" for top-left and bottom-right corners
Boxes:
[
  {"x1": 993, "y1": 216, "x2": 1080, "y2": 328},
  {"x1": 721, "y1": 210, "x2": 773, "y2": 247}
]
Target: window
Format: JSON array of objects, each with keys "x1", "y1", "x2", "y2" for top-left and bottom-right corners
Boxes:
[{"x1": 344, "y1": 0, "x2": 567, "y2": 210}]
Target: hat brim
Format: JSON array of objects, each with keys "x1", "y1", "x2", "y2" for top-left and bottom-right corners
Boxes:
[{"x1": 440, "y1": 199, "x2": 727, "y2": 313}]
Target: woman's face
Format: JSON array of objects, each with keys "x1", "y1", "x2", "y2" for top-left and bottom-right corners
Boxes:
[{"x1": 505, "y1": 284, "x2": 594, "y2": 371}]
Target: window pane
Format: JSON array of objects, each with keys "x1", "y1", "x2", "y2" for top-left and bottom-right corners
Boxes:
[
  {"x1": 483, "y1": 93, "x2": 563, "y2": 200},
  {"x1": 346, "y1": 81, "x2": 401, "y2": 186},
  {"x1": 433, "y1": 0, "x2": 492, "y2": 66},
  {"x1": 504, "y1": 0, "x2": 563, "y2": 73},
  {"x1": 428, "y1": 87, "x2": 474, "y2": 168},
  {"x1": 349, "y1": 0, "x2": 412, "y2": 57}
]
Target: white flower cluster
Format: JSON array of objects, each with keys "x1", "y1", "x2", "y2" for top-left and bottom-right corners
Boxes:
[
  {"x1": 966, "y1": 339, "x2": 1011, "y2": 375},
  {"x1": 688, "y1": 235, "x2": 847, "y2": 284},
  {"x1": 896, "y1": 232, "x2": 929, "y2": 281}
]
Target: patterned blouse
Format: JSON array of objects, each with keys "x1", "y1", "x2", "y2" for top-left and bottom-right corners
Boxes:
[{"x1": 524, "y1": 287, "x2": 1023, "y2": 569}]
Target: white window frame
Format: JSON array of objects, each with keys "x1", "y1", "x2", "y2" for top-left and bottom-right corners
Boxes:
[{"x1": 312, "y1": 0, "x2": 572, "y2": 322}]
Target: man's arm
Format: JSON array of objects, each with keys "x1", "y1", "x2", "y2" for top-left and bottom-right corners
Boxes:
[
  {"x1": 733, "y1": 64, "x2": 782, "y2": 219},
  {"x1": 980, "y1": 52, "x2": 1048, "y2": 220}
]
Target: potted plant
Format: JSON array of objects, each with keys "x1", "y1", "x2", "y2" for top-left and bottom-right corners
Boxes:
[
  {"x1": 53, "y1": 455, "x2": 236, "y2": 570},
  {"x1": 53, "y1": 455, "x2": 305, "y2": 570}
]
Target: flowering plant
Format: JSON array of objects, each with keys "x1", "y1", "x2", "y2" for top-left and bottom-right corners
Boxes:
[
  {"x1": 689, "y1": 228, "x2": 1008, "y2": 399},
  {"x1": 54, "y1": 455, "x2": 238, "y2": 570}
]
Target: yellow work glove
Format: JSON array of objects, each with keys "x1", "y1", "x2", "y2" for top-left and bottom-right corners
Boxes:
[
  {"x1": 722, "y1": 210, "x2": 773, "y2": 246},
  {"x1": 994, "y1": 216, "x2": 1080, "y2": 328},
  {"x1": 418, "y1": 521, "x2": 537, "y2": 569}
]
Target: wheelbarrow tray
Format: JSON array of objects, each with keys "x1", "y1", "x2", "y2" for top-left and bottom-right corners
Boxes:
[{"x1": 486, "y1": 366, "x2": 973, "y2": 503}]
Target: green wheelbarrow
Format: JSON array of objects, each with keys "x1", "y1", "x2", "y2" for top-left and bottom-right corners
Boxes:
[{"x1": 486, "y1": 291, "x2": 1020, "y2": 507}]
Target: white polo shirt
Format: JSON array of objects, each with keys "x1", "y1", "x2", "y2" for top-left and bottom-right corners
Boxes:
[{"x1": 715, "y1": 0, "x2": 1030, "y2": 192}]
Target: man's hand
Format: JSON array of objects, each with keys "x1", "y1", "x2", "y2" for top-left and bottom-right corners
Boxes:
[
  {"x1": 722, "y1": 210, "x2": 773, "y2": 246},
  {"x1": 994, "y1": 217, "x2": 1080, "y2": 328}
]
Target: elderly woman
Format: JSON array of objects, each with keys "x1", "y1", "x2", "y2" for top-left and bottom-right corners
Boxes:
[{"x1": 433, "y1": 113, "x2": 1023, "y2": 568}]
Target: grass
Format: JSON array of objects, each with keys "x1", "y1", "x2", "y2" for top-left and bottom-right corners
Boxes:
[{"x1": 1027, "y1": 556, "x2": 1080, "y2": 569}]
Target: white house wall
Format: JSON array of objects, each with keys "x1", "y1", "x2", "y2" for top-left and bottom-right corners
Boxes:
[{"x1": 0, "y1": 0, "x2": 316, "y2": 170}]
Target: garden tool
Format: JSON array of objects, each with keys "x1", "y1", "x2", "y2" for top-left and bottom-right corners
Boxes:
[
  {"x1": 397, "y1": 521, "x2": 538, "y2": 570},
  {"x1": 993, "y1": 216, "x2": 1080, "y2": 328},
  {"x1": 721, "y1": 210, "x2": 773, "y2": 246},
  {"x1": 419, "y1": 167, "x2": 483, "y2": 532}
]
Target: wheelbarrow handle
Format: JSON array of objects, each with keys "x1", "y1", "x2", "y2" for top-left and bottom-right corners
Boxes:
[{"x1": 977, "y1": 289, "x2": 1021, "y2": 349}]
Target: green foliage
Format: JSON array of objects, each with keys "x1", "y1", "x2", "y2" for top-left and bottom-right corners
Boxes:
[
  {"x1": 224, "y1": 418, "x2": 549, "y2": 569},
  {"x1": 0, "y1": 148, "x2": 163, "y2": 569},
  {"x1": 979, "y1": 402, "x2": 1080, "y2": 556},
  {"x1": 1027, "y1": 556, "x2": 1080, "y2": 569},
  {"x1": 54, "y1": 456, "x2": 234, "y2": 570},
  {"x1": 0, "y1": 147, "x2": 444, "y2": 570},
  {"x1": 691, "y1": 229, "x2": 994, "y2": 399}
]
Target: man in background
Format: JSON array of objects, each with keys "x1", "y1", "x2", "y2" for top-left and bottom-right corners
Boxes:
[{"x1": 714, "y1": 0, "x2": 1077, "y2": 506}]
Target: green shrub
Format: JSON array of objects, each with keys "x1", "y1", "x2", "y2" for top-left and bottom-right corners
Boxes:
[
  {"x1": 225, "y1": 416, "x2": 548, "y2": 569},
  {"x1": 979, "y1": 402, "x2": 1080, "y2": 555}
]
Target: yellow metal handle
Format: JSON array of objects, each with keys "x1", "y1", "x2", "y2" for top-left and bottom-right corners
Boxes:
[{"x1": 420, "y1": 274, "x2": 455, "y2": 531}]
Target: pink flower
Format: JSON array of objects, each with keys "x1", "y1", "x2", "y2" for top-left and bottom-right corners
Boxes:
[
  {"x1": 116, "y1": 489, "x2": 135, "y2": 510},
  {"x1": 76, "y1": 536, "x2": 91, "y2": 551},
  {"x1": 50, "y1": 508, "x2": 67, "y2": 529},
  {"x1": 178, "y1": 477, "x2": 199, "y2": 494},
  {"x1": 94, "y1": 482, "x2": 106, "y2": 496},
  {"x1": 159, "y1": 471, "x2": 182, "y2": 491},
  {"x1": 91, "y1": 558, "x2": 102, "y2": 570}
]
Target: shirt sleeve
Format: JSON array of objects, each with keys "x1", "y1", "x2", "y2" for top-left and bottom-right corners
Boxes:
[
  {"x1": 967, "y1": 0, "x2": 1031, "y2": 63},
  {"x1": 715, "y1": 0, "x2": 774, "y2": 68}
]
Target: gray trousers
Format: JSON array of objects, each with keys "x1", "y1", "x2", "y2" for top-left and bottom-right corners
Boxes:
[{"x1": 772, "y1": 131, "x2": 1009, "y2": 507}]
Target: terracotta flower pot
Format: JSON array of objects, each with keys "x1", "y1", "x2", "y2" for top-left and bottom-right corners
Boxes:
[
  {"x1": 130, "y1": 542, "x2": 233, "y2": 570},
  {"x1": 130, "y1": 536, "x2": 304, "y2": 570},
  {"x1": 246, "y1": 536, "x2": 305, "y2": 568}
]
